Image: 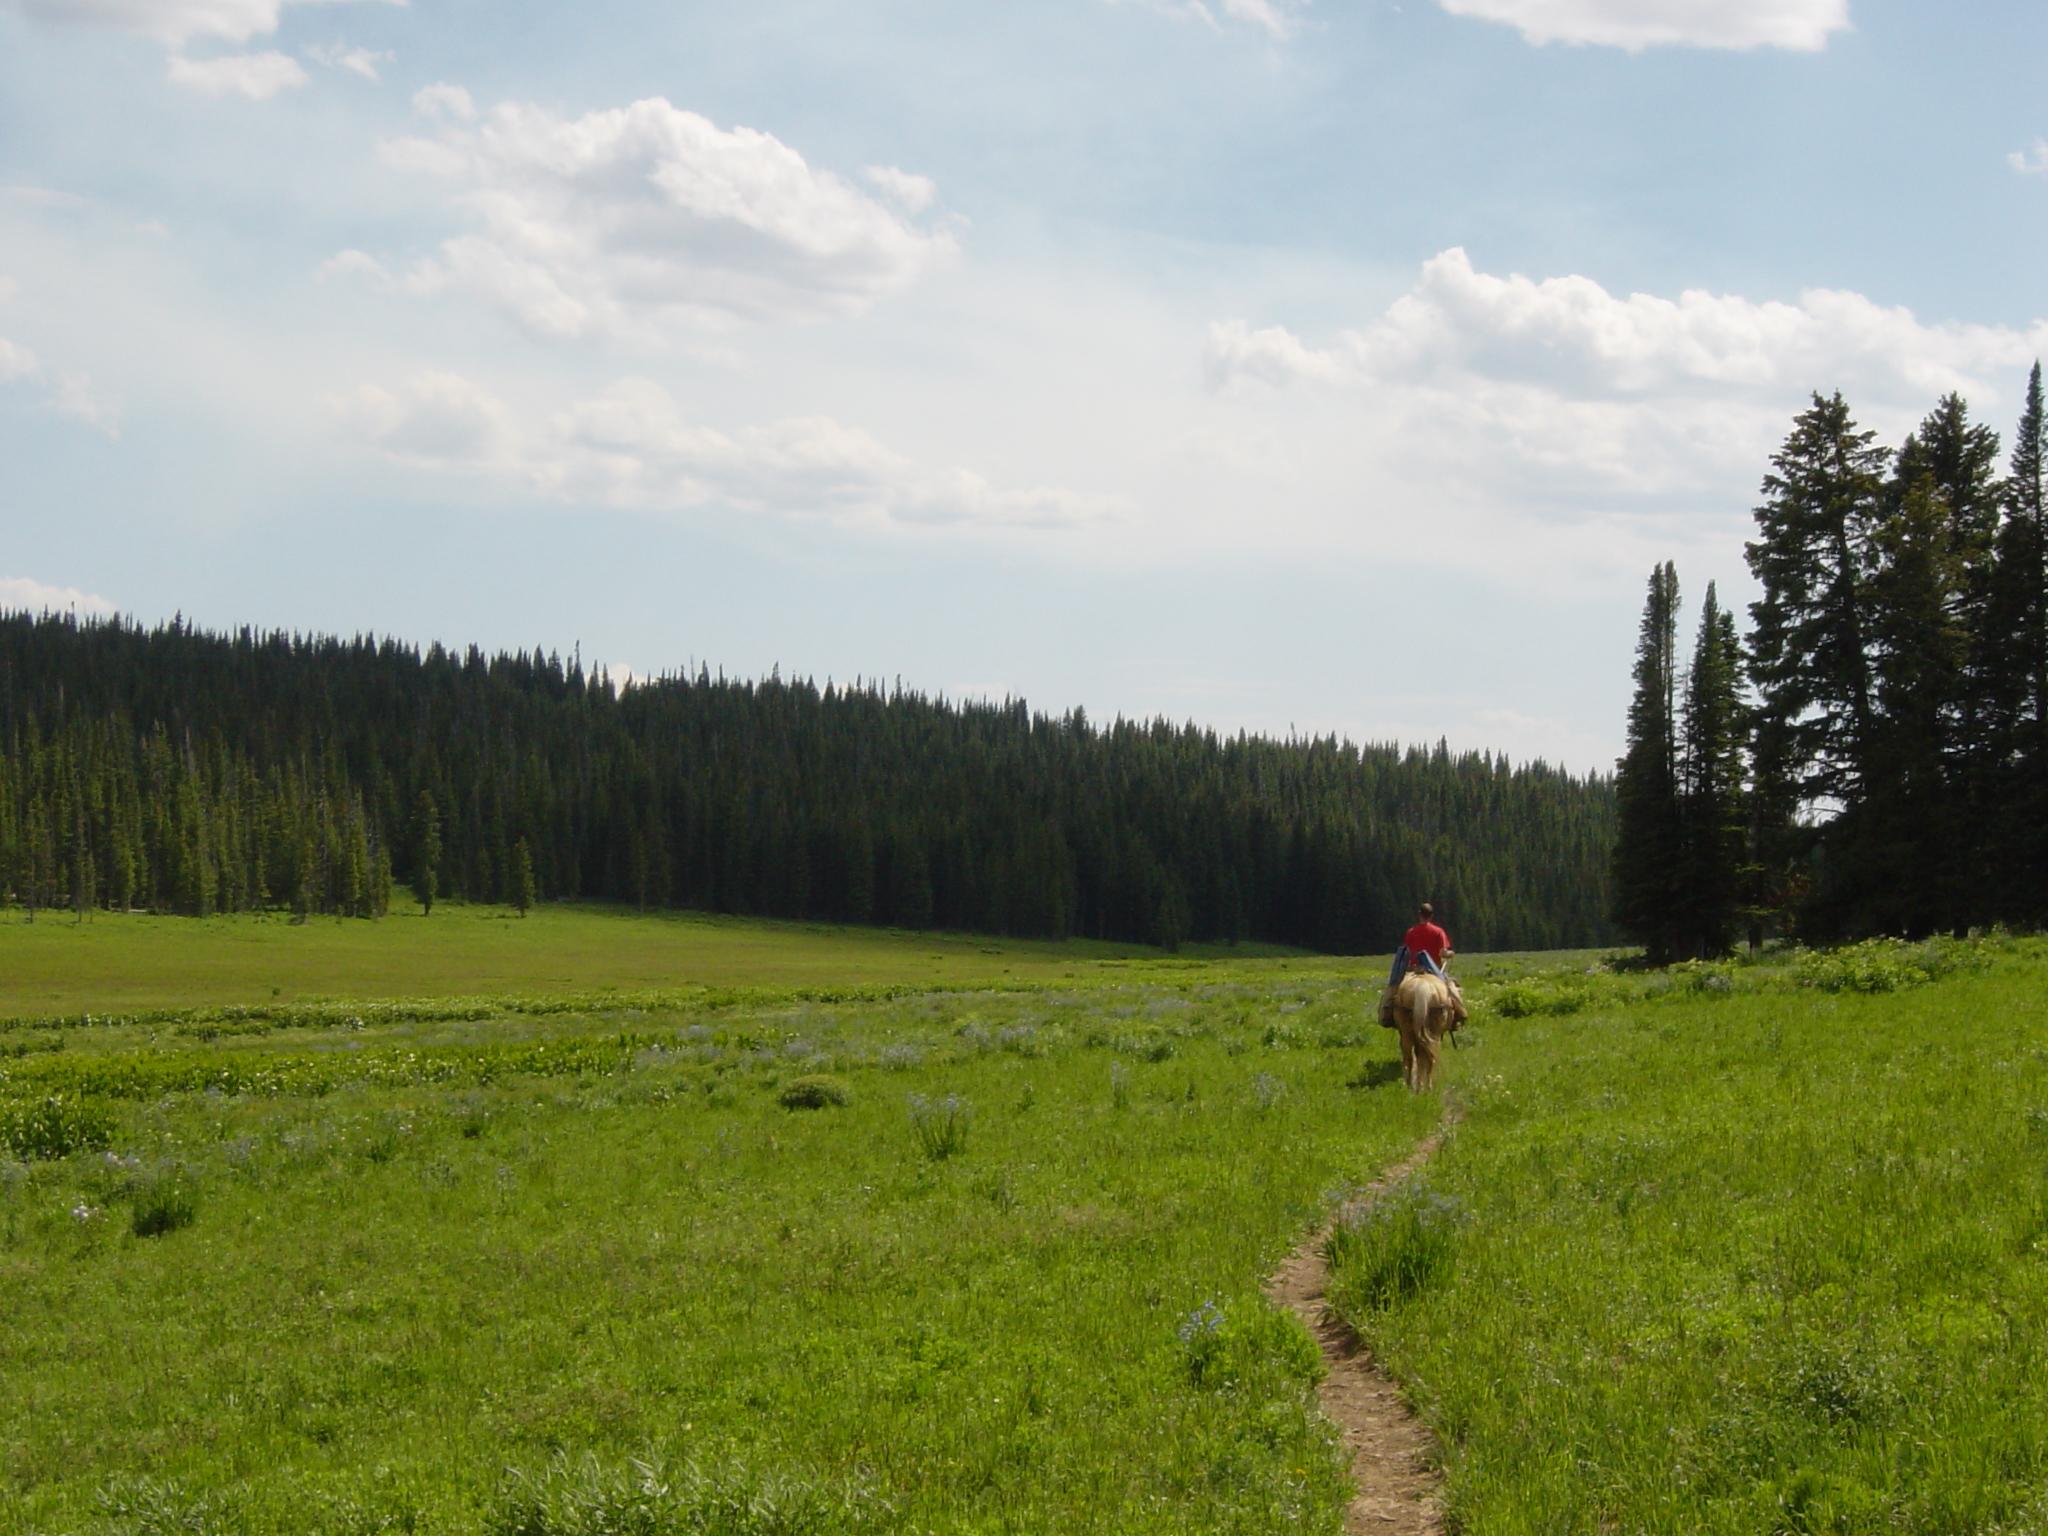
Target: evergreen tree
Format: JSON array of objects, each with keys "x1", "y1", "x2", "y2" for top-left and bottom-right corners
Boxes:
[
  {"x1": 1991, "y1": 362, "x2": 2047, "y2": 919},
  {"x1": 1891, "y1": 394, "x2": 2005, "y2": 929},
  {"x1": 291, "y1": 828, "x2": 316, "y2": 925},
  {"x1": 411, "y1": 791, "x2": 441, "y2": 916},
  {"x1": 1613, "y1": 562, "x2": 1685, "y2": 962},
  {"x1": 1745, "y1": 392, "x2": 1888, "y2": 816},
  {"x1": 369, "y1": 836, "x2": 393, "y2": 918},
  {"x1": 1858, "y1": 473, "x2": 1969, "y2": 935},
  {"x1": 1677, "y1": 582, "x2": 1745, "y2": 957},
  {"x1": 513, "y1": 837, "x2": 536, "y2": 918},
  {"x1": 1743, "y1": 393, "x2": 1889, "y2": 940}
]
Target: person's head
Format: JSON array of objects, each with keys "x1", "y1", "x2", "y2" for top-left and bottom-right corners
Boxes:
[{"x1": 1418, "y1": 902, "x2": 1434, "y2": 921}]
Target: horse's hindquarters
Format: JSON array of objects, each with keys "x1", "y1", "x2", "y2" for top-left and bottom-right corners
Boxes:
[{"x1": 1393, "y1": 974, "x2": 1447, "y2": 1091}]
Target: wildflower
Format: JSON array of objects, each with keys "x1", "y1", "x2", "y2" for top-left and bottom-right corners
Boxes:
[{"x1": 1177, "y1": 1299, "x2": 1225, "y2": 1343}]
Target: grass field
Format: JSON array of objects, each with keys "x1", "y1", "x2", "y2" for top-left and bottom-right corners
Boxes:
[
  {"x1": 7, "y1": 911, "x2": 2043, "y2": 1534},
  {"x1": 0, "y1": 903, "x2": 1331, "y2": 1019},
  {"x1": 0, "y1": 915, "x2": 1440, "y2": 1536},
  {"x1": 1327, "y1": 935, "x2": 2048, "y2": 1534}
]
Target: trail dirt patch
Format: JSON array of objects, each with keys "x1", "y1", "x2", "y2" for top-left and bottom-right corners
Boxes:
[{"x1": 1265, "y1": 1124, "x2": 1453, "y2": 1536}]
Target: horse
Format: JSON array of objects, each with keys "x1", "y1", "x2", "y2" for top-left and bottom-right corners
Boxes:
[{"x1": 1391, "y1": 970, "x2": 1453, "y2": 1092}]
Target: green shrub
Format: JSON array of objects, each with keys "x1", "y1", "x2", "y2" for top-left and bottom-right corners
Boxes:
[
  {"x1": 96, "y1": 1476, "x2": 229, "y2": 1535},
  {"x1": 778, "y1": 1074, "x2": 851, "y2": 1110},
  {"x1": 1774, "y1": 1327, "x2": 1902, "y2": 1426},
  {"x1": 907, "y1": 1093, "x2": 969, "y2": 1161},
  {"x1": 1792, "y1": 938, "x2": 1948, "y2": 994},
  {"x1": 1491, "y1": 977, "x2": 1594, "y2": 1018},
  {"x1": 130, "y1": 1169, "x2": 200, "y2": 1238},
  {"x1": 491, "y1": 1452, "x2": 884, "y2": 1535},
  {"x1": 1325, "y1": 1182, "x2": 1466, "y2": 1311},
  {"x1": 1177, "y1": 1299, "x2": 1323, "y2": 1390},
  {"x1": 0, "y1": 1093, "x2": 114, "y2": 1160}
]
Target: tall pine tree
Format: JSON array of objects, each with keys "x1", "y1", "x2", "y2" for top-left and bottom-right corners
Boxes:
[
  {"x1": 1991, "y1": 362, "x2": 2047, "y2": 920},
  {"x1": 1613, "y1": 562, "x2": 1684, "y2": 962},
  {"x1": 1677, "y1": 582, "x2": 1746, "y2": 957},
  {"x1": 1860, "y1": 473, "x2": 1970, "y2": 935},
  {"x1": 1745, "y1": 392, "x2": 1888, "y2": 938},
  {"x1": 411, "y1": 791, "x2": 441, "y2": 917}
]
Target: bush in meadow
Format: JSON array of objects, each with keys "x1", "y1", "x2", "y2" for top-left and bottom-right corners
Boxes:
[
  {"x1": 777, "y1": 1075, "x2": 851, "y2": 1110},
  {"x1": 1324, "y1": 1182, "x2": 1466, "y2": 1311},
  {"x1": 129, "y1": 1166, "x2": 200, "y2": 1238},
  {"x1": 907, "y1": 1093, "x2": 969, "y2": 1161},
  {"x1": 0, "y1": 1094, "x2": 114, "y2": 1160}
]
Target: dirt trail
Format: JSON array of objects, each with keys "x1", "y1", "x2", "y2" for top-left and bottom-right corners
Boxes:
[{"x1": 1264, "y1": 1121, "x2": 1454, "y2": 1536}]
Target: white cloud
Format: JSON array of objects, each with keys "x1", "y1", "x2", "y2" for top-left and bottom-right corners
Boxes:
[
  {"x1": 2009, "y1": 140, "x2": 2048, "y2": 177},
  {"x1": 0, "y1": 275, "x2": 16, "y2": 305},
  {"x1": 316, "y1": 248, "x2": 393, "y2": 284},
  {"x1": 0, "y1": 336, "x2": 37, "y2": 382},
  {"x1": 304, "y1": 41, "x2": 392, "y2": 79},
  {"x1": 0, "y1": 575, "x2": 118, "y2": 617},
  {"x1": 1, "y1": 326, "x2": 121, "y2": 435},
  {"x1": 165, "y1": 49, "x2": 308, "y2": 98},
  {"x1": 1189, "y1": 246, "x2": 2048, "y2": 597},
  {"x1": 334, "y1": 370, "x2": 516, "y2": 464},
  {"x1": 343, "y1": 95, "x2": 959, "y2": 341},
  {"x1": 0, "y1": 184, "x2": 89, "y2": 209},
  {"x1": 1209, "y1": 247, "x2": 2048, "y2": 413},
  {"x1": 49, "y1": 372, "x2": 124, "y2": 436},
  {"x1": 410, "y1": 81, "x2": 475, "y2": 120},
  {"x1": 1218, "y1": 0, "x2": 1304, "y2": 36},
  {"x1": 1205, "y1": 319, "x2": 1356, "y2": 388},
  {"x1": 334, "y1": 373, "x2": 1121, "y2": 533},
  {"x1": 8, "y1": 0, "x2": 286, "y2": 47},
  {"x1": 1104, "y1": 0, "x2": 1307, "y2": 40},
  {"x1": 1435, "y1": 0, "x2": 1849, "y2": 51},
  {"x1": 863, "y1": 165, "x2": 937, "y2": 215},
  {"x1": 2, "y1": 0, "x2": 403, "y2": 49}
]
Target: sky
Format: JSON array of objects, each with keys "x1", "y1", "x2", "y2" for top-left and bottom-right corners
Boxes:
[{"x1": 3, "y1": 0, "x2": 2046, "y2": 775}]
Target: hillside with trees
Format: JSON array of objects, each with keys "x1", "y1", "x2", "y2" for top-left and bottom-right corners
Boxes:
[
  {"x1": 1614, "y1": 365, "x2": 2048, "y2": 954},
  {"x1": 0, "y1": 613, "x2": 1618, "y2": 952}
]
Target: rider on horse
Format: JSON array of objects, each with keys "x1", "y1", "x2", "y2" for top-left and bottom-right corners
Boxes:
[{"x1": 1378, "y1": 902, "x2": 1470, "y2": 1028}]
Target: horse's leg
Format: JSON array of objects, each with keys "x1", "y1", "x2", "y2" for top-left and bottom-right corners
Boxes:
[
  {"x1": 1398, "y1": 1015, "x2": 1417, "y2": 1090},
  {"x1": 1421, "y1": 995, "x2": 1446, "y2": 1090}
]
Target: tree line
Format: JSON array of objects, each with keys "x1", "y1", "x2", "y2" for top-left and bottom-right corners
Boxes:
[
  {"x1": 1614, "y1": 365, "x2": 2048, "y2": 958},
  {"x1": 0, "y1": 613, "x2": 1619, "y2": 952}
]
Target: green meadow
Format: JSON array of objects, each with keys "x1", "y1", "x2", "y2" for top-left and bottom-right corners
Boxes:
[
  {"x1": 0, "y1": 913, "x2": 1433, "y2": 1536},
  {"x1": 0, "y1": 904, "x2": 1325, "y2": 1018},
  {"x1": 4, "y1": 910, "x2": 2044, "y2": 1534},
  {"x1": 1328, "y1": 936, "x2": 2048, "y2": 1534}
]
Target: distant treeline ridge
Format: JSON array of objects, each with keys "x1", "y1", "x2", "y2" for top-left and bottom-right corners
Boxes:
[{"x1": 0, "y1": 613, "x2": 1617, "y2": 952}]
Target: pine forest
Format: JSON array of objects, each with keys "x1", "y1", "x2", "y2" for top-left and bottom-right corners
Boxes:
[
  {"x1": 0, "y1": 614, "x2": 1618, "y2": 952},
  {"x1": 1613, "y1": 365, "x2": 2048, "y2": 956}
]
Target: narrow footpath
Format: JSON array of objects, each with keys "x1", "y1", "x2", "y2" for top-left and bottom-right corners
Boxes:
[{"x1": 1264, "y1": 1124, "x2": 1454, "y2": 1536}]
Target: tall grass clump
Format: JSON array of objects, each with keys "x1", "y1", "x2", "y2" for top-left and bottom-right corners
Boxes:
[
  {"x1": 906, "y1": 1093, "x2": 970, "y2": 1161},
  {"x1": 777, "y1": 1074, "x2": 850, "y2": 1110},
  {"x1": 490, "y1": 1452, "x2": 885, "y2": 1536},
  {"x1": 1177, "y1": 1299, "x2": 1322, "y2": 1390},
  {"x1": 129, "y1": 1166, "x2": 200, "y2": 1238},
  {"x1": 1324, "y1": 1182, "x2": 1466, "y2": 1312},
  {"x1": 1791, "y1": 935, "x2": 1976, "y2": 993},
  {"x1": 0, "y1": 1094, "x2": 114, "y2": 1160},
  {"x1": 1489, "y1": 976, "x2": 1596, "y2": 1018}
]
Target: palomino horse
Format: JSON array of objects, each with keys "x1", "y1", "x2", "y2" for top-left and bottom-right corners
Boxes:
[{"x1": 1392, "y1": 970, "x2": 1453, "y2": 1092}]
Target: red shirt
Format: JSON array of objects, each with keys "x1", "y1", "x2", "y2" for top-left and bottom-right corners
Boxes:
[{"x1": 1404, "y1": 921, "x2": 1450, "y2": 964}]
